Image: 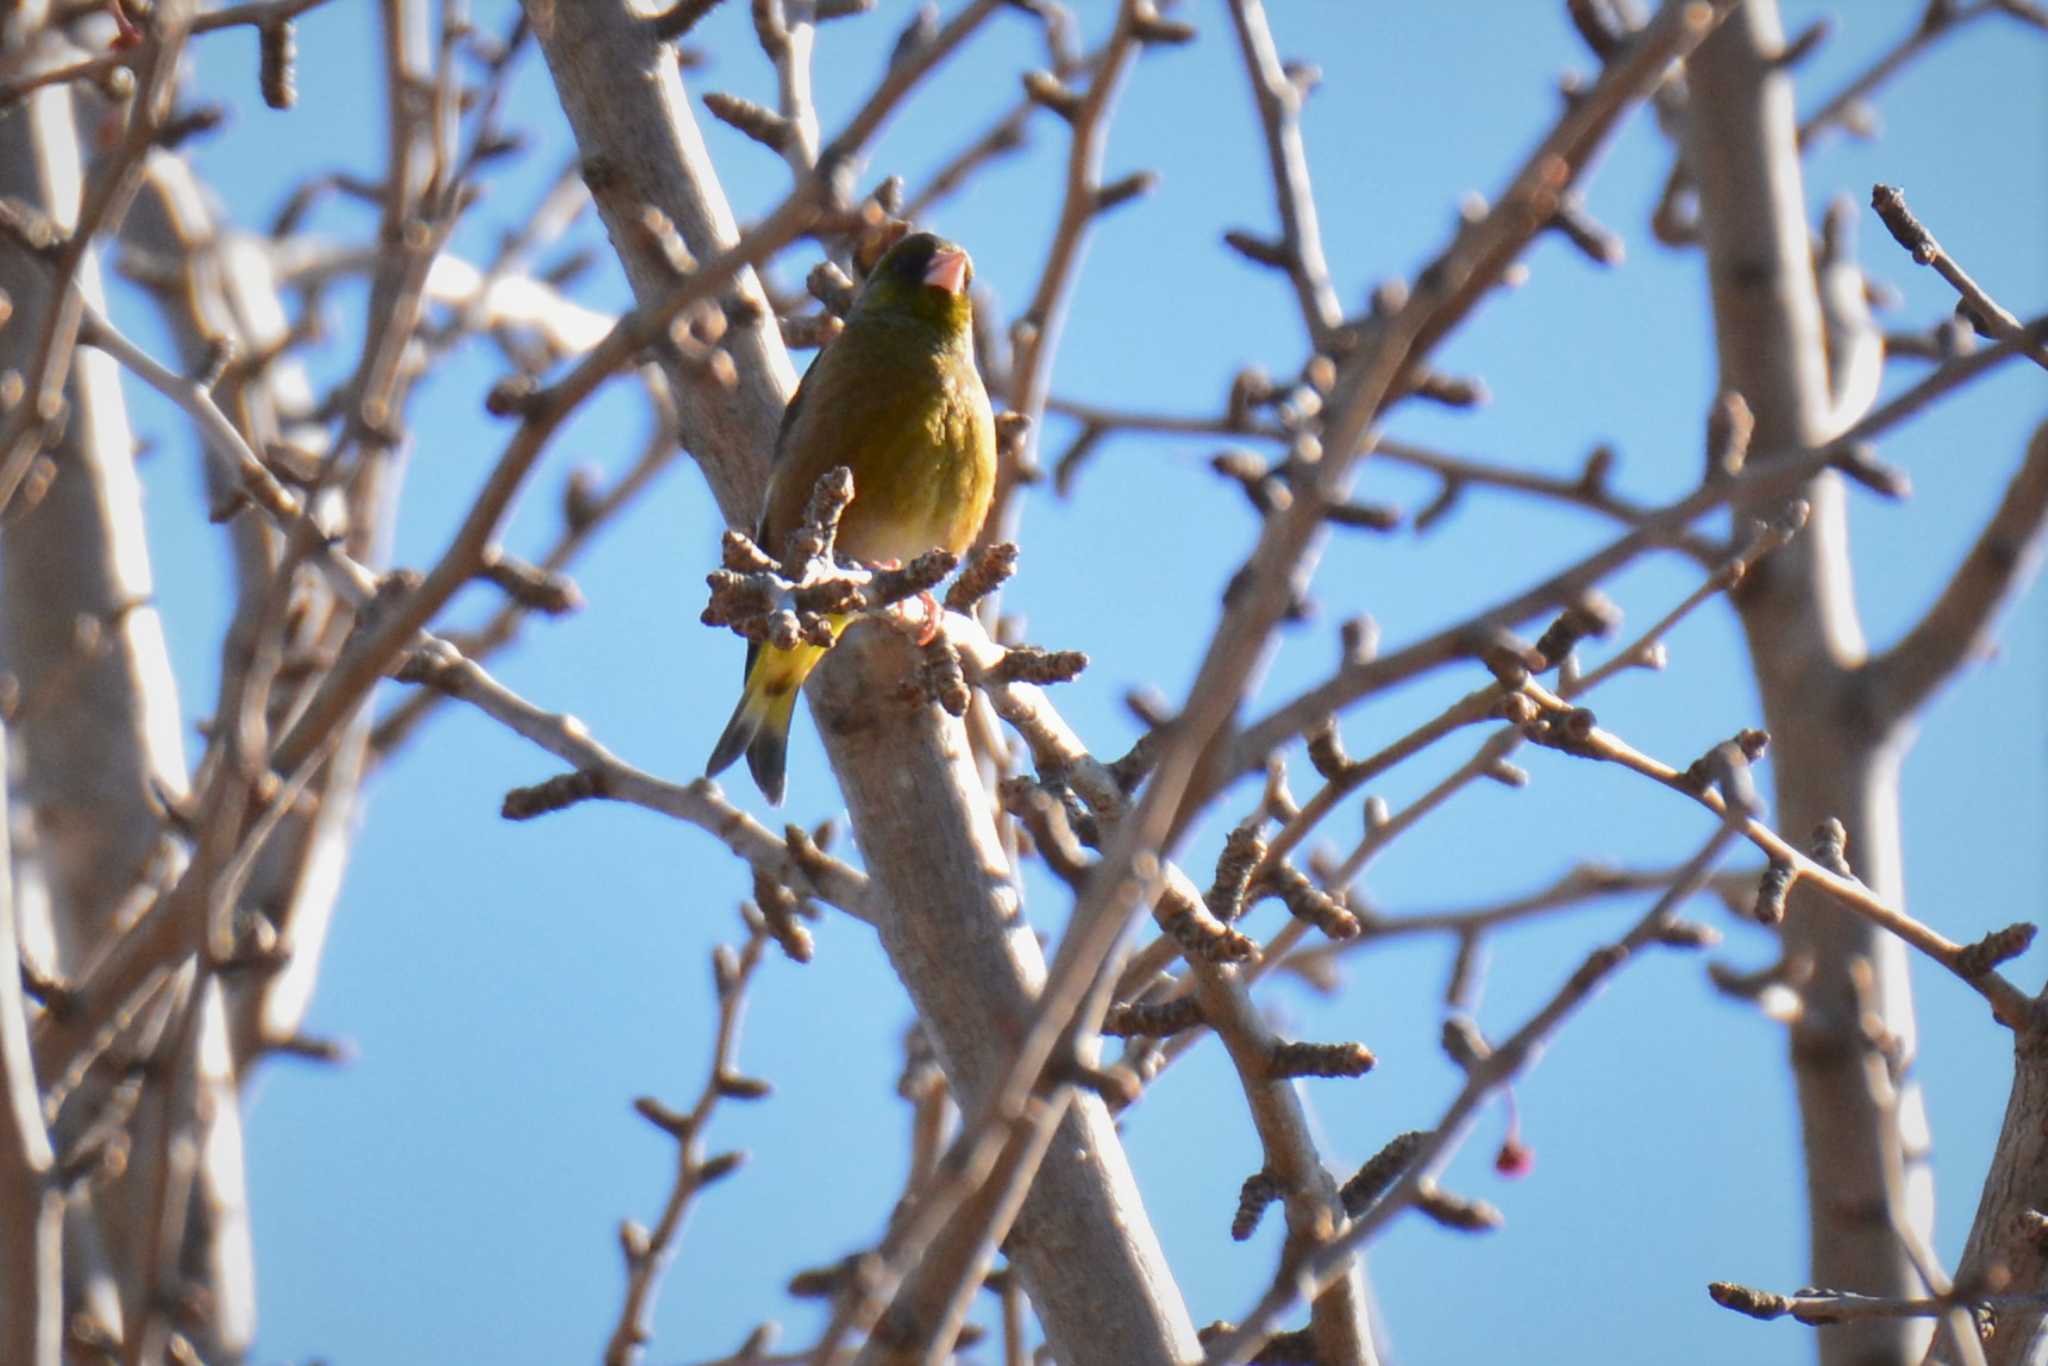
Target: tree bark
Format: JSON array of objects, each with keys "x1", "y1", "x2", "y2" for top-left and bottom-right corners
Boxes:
[
  {"x1": 0, "y1": 37, "x2": 256, "y2": 1358},
  {"x1": 817, "y1": 624, "x2": 1198, "y2": 1366},
  {"x1": 1951, "y1": 1021, "x2": 2048, "y2": 1365},
  {"x1": 1687, "y1": 5, "x2": 1931, "y2": 1363},
  {"x1": 0, "y1": 718, "x2": 60, "y2": 1366},
  {"x1": 526, "y1": 6, "x2": 1199, "y2": 1360}
]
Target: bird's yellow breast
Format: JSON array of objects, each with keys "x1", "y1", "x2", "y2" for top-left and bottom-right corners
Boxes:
[{"x1": 770, "y1": 332, "x2": 995, "y2": 566}]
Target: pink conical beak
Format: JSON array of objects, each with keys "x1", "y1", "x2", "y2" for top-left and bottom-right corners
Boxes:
[{"x1": 924, "y1": 248, "x2": 970, "y2": 295}]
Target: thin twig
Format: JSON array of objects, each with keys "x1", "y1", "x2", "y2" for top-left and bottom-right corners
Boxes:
[
  {"x1": 1228, "y1": 319, "x2": 2046, "y2": 773},
  {"x1": 869, "y1": 20, "x2": 1743, "y2": 1352},
  {"x1": 1869, "y1": 183, "x2": 2048, "y2": 370},
  {"x1": 1205, "y1": 787, "x2": 1759, "y2": 1363},
  {"x1": 0, "y1": 0, "x2": 198, "y2": 513},
  {"x1": 1223, "y1": 0, "x2": 1344, "y2": 348},
  {"x1": 1517, "y1": 679, "x2": 2033, "y2": 1026},
  {"x1": 1798, "y1": 1, "x2": 2017, "y2": 149},
  {"x1": 605, "y1": 914, "x2": 776, "y2": 1365},
  {"x1": 398, "y1": 638, "x2": 873, "y2": 921}
]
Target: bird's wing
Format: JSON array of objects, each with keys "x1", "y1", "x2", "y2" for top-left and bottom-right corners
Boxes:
[{"x1": 759, "y1": 345, "x2": 835, "y2": 559}]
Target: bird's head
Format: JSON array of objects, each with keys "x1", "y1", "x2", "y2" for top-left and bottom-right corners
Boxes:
[{"x1": 855, "y1": 230, "x2": 975, "y2": 336}]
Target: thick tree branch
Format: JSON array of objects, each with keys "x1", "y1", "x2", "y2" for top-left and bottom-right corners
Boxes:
[
  {"x1": 529, "y1": 6, "x2": 1199, "y2": 1362},
  {"x1": 863, "y1": 5, "x2": 1741, "y2": 1354},
  {"x1": 0, "y1": 719, "x2": 60, "y2": 1366},
  {"x1": 1949, "y1": 1016, "x2": 2048, "y2": 1365},
  {"x1": 1866, "y1": 419, "x2": 2048, "y2": 726}
]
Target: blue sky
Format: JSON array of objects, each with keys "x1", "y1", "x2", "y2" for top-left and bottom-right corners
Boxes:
[{"x1": 110, "y1": 2, "x2": 2048, "y2": 1362}]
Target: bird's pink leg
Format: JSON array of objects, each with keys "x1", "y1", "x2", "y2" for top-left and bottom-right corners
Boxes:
[{"x1": 869, "y1": 558, "x2": 943, "y2": 644}]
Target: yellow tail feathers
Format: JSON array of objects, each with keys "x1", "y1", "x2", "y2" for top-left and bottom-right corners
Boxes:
[{"x1": 705, "y1": 636, "x2": 829, "y2": 806}]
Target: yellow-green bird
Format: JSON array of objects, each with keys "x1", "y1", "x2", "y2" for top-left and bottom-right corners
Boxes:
[{"x1": 706, "y1": 231, "x2": 997, "y2": 805}]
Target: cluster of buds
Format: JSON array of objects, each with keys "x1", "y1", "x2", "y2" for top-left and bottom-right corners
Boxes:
[{"x1": 699, "y1": 466, "x2": 957, "y2": 653}]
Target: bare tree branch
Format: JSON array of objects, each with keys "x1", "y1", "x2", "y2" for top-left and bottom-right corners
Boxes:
[
  {"x1": 0, "y1": 719, "x2": 60, "y2": 1366},
  {"x1": 1870, "y1": 184, "x2": 2048, "y2": 371},
  {"x1": 1223, "y1": 0, "x2": 1344, "y2": 348},
  {"x1": 1204, "y1": 770, "x2": 1762, "y2": 1364},
  {"x1": 1866, "y1": 419, "x2": 2048, "y2": 726},
  {"x1": 850, "y1": 6, "x2": 1743, "y2": 1355}
]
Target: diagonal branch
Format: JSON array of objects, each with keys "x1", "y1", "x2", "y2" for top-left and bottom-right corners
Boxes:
[
  {"x1": 845, "y1": 2, "x2": 1744, "y2": 1354},
  {"x1": 1512, "y1": 686, "x2": 2033, "y2": 1026},
  {"x1": 1870, "y1": 184, "x2": 2048, "y2": 371},
  {"x1": 396, "y1": 638, "x2": 873, "y2": 920},
  {"x1": 1865, "y1": 419, "x2": 2048, "y2": 727},
  {"x1": 1228, "y1": 321, "x2": 2045, "y2": 773},
  {"x1": 1798, "y1": 0, "x2": 2041, "y2": 149},
  {"x1": 1204, "y1": 779, "x2": 1761, "y2": 1364}
]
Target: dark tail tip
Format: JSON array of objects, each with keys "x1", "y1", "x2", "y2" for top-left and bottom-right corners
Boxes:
[
  {"x1": 705, "y1": 698, "x2": 755, "y2": 783},
  {"x1": 746, "y1": 726, "x2": 788, "y2": 807}
]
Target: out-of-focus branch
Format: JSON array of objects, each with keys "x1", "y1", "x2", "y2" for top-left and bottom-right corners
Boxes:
[
  {"x1": 0, "y1": 0, "x2": 196, "y2": 513},
  {"x1": 901, "y1": 99, "x2": 1033, "y2": 221},
  {"x1": 0, "y1": 25, "x2": 215, "y2": 1355},
  {"x1": 74, "y1": 303, "x2": 378, "y2": 608},
  {"x1": 369, "y1": 385, "x2": 680, "y2": 758},
  {"x1": 1377, "y1": 438, "x2": 1720, "y2": 562},
  {"x1": 0, "y1": 718, "x2": 61, "y2": 1366},
  {"x1": 1709, "y1": 1279, "x2": 2029, "y2": 1331},
  {"x1": 993, "y1": 0, "x2": 1161, "y2": 501},
  {"x1": 1869, "y1": 184, "x2": 2048, "y2": 370},
  {"x1": 897, "y1": 3, "x2": 1105, "y2": 225},
  {"x1": 120, "y1": 147, "x2": 377, "y2": 1087},
  {"x1": 0, "y1": 49, "x2": 131, "y2": 107},
  {"x1": 1685, "y1": 6, "x2": 1971, "y2": 1356},
  {"x1": 189, "y1": 0, "x2": 336, "y2": 34},
  {"x1": 1798, "y1": 1, "x2": 2039, "y2": 150},
  {"x1": 1866, "y1": 419, "x2": 2048, "y2": 726},
  {"x1": 1043, "y1": 391, "x2": 1722, "y2": 557},
  {"x1": 123, "y1": 975, "x2": 250, "y2": 1366},
  {"x1": 1223, "y1": 0, "x2": 1344, "y2": 348}
]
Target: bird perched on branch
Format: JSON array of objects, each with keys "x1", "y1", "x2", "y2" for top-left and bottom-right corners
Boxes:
[{"x1": 706, "y1": 230, "x2": 997, "y2": 805}]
